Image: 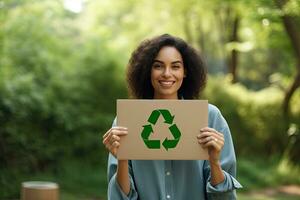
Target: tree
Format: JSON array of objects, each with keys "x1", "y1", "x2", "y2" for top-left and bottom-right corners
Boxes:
[
  {"x1": 215, "y1": 3, "x2": 242, "y2": 83},
  {"x1": 274, "y1": 0, "x2": 300, "y2": 115}
]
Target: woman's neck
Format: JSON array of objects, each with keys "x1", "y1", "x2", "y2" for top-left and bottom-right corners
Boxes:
[{"x1": 153, "y1": 93, "x2": 179, "y2": 99}]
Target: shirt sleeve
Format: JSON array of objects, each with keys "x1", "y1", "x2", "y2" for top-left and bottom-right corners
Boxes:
[
  {"x1": 107, "y1": 118, "x2": 138, "y2": 200},
  {"x1": 107, "y1": 154, "x2": 138, "y2": 200},
  {"x1": 203, "y1": 105, "x2": 243, "y2": 199}
]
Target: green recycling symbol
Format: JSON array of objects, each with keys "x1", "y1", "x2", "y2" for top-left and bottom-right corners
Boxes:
[{"x1": 141, "y1": 109, "x2": 181, "y2": 151}]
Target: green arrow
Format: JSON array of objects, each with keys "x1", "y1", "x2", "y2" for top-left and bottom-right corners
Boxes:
[
  {"x1": 144, "y1": 139, "x2": 160, "y2": 149},
  {"x1": 162, "y1": 124, "x2": 182, "y2": 150},
  {"x1": 141, "y1": 124, "x2": 153, "y2": 139},
  {"x1": 162, "y1": 138, "x2": 179, "y2": 151},
  {"x1": 148, "y1": 110, "x2": 160, "y2": 124},
  {"x1": 141, "y1": 124, "x2": 160, "y2": 149},
  {"x1": 159, "y1": 109, "x2": 174, "y2": 124},
  {"x1": 141, "y1": 109, "x2": 181, "y2": 150},
  {"x1": 169, "y1": 124, "x2": 181, "y2": 139}
]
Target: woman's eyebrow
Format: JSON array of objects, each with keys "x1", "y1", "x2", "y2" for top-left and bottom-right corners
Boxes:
[
  {"x1": 153, "y1": 60, "x2": 183, "y2": 64},
  {"x1": 153, "y1": 60, "x2": 164, "y2": 64},
  {"x1": 171, "y1": 61, "x2": 183, "y2": 64}
]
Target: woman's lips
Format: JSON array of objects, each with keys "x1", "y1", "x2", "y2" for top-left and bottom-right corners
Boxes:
[{"x1": 159, "y1": 80, "x2": 175, "y2": 87}]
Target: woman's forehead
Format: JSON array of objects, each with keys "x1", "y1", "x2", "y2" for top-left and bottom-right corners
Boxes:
[{"x1": 155, "y1": 46, "x2": 183, "y2": 61}]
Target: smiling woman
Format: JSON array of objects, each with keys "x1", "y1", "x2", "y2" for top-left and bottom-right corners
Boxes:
[{"x1": 102, "y1": 34, "x2": 242, "y2": 200}]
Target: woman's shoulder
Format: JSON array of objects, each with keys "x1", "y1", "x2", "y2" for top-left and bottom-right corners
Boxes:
[
  {"x1": 208, "y1": 103, "x2": 221, "y2": 116},
  {"x1": 208, "y1": 103, "x2": 228, "y2": 129}
]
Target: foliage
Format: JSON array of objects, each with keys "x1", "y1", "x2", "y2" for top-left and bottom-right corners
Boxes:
[
  {"x1": 0, "y1": 1, "x2": 127, "y2": 198},
  {"x1": 1, "y1": 0, "x2": 300, "y2": 198},
  {"x1": 204, "y1": 76, "x2": 300, "y2": 157},
  {"x1": 1, "y1": 159, "x2": 107, "y2": 199}
]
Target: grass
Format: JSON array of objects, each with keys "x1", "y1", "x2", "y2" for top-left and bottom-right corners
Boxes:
[
  {"x1": 57, "y1": 160, "x2": 107, "y2": 199},
  {"x1": 2, "y1": 160, "x2": 108, "y2": 200},
  {"x1": 237, "y1": 156, "x2": 300, "y2": 191},
  {"x1": 238, "y1": 193, "x2": 300, "y2": 200},
  {"x1": 237, "y1": 156, "x2": 300, "y2": 200},
  {"x1": 2, "y1": 156, "x2": 300, "y2": 199}
]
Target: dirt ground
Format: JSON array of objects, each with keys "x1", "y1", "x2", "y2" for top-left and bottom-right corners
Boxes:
[{"x1": 239, "y1": 185, "x2": 300, "y2": 199}]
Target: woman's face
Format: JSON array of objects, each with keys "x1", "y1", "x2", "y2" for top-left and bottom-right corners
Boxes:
[{"x1": 151, "y1": 46, "x2": 185, "y2": 99}]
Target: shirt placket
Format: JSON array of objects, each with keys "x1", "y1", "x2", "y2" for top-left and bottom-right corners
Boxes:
[{"x1": 164, "y1": 160, "x2": 174, "y2": 200}]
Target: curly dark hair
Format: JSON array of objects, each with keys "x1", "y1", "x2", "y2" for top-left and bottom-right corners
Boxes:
[{"x1": 126, "y1": 34, "x2": 207, "y2": 99}]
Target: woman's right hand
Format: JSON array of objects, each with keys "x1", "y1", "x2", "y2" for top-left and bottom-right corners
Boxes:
[{"x1": 102, "y1": 126, "x2": 128, "y2": 158}]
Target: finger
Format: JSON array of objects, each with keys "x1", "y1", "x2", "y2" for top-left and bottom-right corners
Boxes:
[
  {"x1": 105, "y1": 143, "x2": 110, "y2": 150},
  {"x1": 198, "y1": 135, "x2": 223, "y2": 146},
  {"x1": 103, "y1": 127, "x2": 128, "y2": 138},
  {"x1": 200, "y1": 127, "x2": 217, "y2": 132},
  {"x1": 103, "y1": 133, "x2": 113, "y2": 145},
  {"x1": 199, "y1": 128, "x2": 224, "y2": 137},
  {"x1": 198, "y1": 136, "x2": 216, "y2": 144},
  {"x1": 198, "y1": 135, "x2": 211, "y2": 144},
  {"x1": 112, "y1": 141, "x2": 120, "y2": 148},
  {"x1": 103, "y1": 129, "x2": 111, "y2": 139},
  {"x1": 112, "y1": 135, "x2": 121, "y2": 142},
  {"x1": 200, "y1": 127, "x2": 223, "y2": 136},
  {"x1": 109, "y1": 134, "x2": 121, "y2": 145},
  {"x1": 109, "y1": 142, "x2": 120, "y2": 156},
  {"x1": 112, "y1": 126, "x2": 128, "y2": 131},
  {"x1": 207, "y1": 133, "x2": 224, "y2": 143},
  {"x1": 203, "y1": 140, "x2": 221, "y2": 149},
  {"x1": 111, "y1": 129, "x2": 128, "y2": 136},
  {"x1": 197, "y1": 132, "x2": 223, "y2": 141},
  {"x1": 197, "y1": 132, "x2": 212, "y2": 139},
  {"x1": 103, "y1": 129, "x2": 128, "y2": 144},
  {"x1": 199, "y1": 135, "x2": 219, "y2": 146}
]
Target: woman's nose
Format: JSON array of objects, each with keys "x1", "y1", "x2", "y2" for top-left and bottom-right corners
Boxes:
[{"x1": 162, "y1": 67, "x2": 172, "y2": 77}]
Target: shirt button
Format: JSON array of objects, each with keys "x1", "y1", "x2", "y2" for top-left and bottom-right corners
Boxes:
[
  {"x1": 166, "y1": 195, "x2": 171, "y2": 199},
  {"x1": 166, "y1": 171, "x2": 171, "y2": 176}
]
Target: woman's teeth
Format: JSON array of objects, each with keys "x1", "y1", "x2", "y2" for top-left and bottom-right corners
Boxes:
[{"x1": 159, "y1": 81, "x2": 174, "y2": 86}]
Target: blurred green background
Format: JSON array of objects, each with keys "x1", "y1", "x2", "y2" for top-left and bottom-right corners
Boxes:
[{"x1": 1, "y1": 0, "x2": 300, "y2": 199}]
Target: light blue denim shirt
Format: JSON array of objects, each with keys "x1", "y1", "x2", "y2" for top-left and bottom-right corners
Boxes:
[{"x1": 107, "y1": 104, "x2": 242, "y2": 200}]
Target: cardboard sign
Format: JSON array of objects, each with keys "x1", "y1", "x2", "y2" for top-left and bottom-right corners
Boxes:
[{"x1": 117, "y1": 100, "x2": 208, "y2": 160}]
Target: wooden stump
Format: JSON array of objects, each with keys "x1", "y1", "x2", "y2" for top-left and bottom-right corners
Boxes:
[{"x1": 21, "y1": 181, "x2": 59, "y2": 200}]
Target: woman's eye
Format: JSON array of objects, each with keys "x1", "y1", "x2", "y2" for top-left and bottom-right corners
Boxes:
[
  {"x1": 153, "y1": 64, "x2": 162, "y2": 69},
  {"x1": 172, "y1": 65, "x2": 181, "y2": 69}
]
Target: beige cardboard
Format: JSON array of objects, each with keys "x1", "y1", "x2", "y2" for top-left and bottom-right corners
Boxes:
[{"x1": 117, "y1": 100, "x2": 208, "y2": 160}]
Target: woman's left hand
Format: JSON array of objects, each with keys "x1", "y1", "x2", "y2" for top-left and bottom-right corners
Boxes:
[{"x1": 197, "y1": 127, "x2": 224, "y2": 164}]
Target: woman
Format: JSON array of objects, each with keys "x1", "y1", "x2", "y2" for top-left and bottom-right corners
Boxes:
[{"x1": 102, "y1": 34, "x2": 242, "y2": 199}]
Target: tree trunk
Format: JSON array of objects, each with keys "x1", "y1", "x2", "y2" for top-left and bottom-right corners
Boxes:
[
  {"x1": 283, "y1": 71, "x2": 300, "y2": 114},
  {"x1": 275, "y1": 0, "x2": 300, "y2": 115},
  {"x1": 183, "y1": 11, "x2": 193, "y2": 44},
  {"x1": 196, "y1": 23, "x2": 205, "y2": 54},
  {"x1": 229, "y1": 16, "x2": 240, "y2": 83},
  {"x1": 217, "y1": 5, "x2": 240, "y2": 83}
]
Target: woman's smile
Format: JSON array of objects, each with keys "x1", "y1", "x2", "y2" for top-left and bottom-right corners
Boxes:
[{"x1": 158, "y1": 80, "x2": 175, "y2": 87}]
